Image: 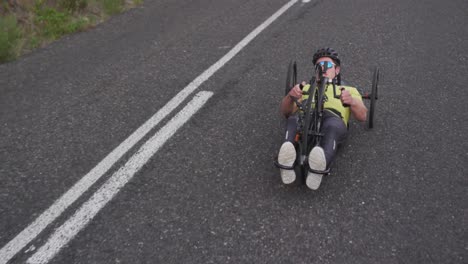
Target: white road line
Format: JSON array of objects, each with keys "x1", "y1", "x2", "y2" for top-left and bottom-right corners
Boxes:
[
  {"x1": 0, "y1": 1, "x2": 298, "y2": 263},
  {"x1": 27, "y1": 91, "x2": 213, "y2": 264}
]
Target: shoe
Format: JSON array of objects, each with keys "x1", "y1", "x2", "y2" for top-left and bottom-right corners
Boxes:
[
  {"x1": 277, "y1": 142, "x2": 296, "y2": 184},
  {"x1": 306, "y1": 146, "x2": 326, "y2": 190}
]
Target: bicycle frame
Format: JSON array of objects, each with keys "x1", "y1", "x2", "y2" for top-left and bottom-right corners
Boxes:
[{"x1": 295, "y1": 66, "x2": 332, "y2": 178}]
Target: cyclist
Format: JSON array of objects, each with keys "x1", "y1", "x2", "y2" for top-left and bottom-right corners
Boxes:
[{"x1": 277, "y1": 48, "x2": 367, "y2": 190}]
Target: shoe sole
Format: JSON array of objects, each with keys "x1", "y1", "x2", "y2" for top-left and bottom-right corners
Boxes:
[
  {"x1": 278, "y1": 142, "x2": 296, "y2": 184},
  {"x1": 306, "y1": 146, "x2": 326, "y2": 190}
]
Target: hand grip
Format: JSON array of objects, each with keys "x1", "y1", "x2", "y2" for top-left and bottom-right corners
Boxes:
[
  {"x1": 340, "y1": 87, "x2": 350, "y2": 108},
  {"x1": 289, "y1": 95, "x2": 303, "y2": 111}
]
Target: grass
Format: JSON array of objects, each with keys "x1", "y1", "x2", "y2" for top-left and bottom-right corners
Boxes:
[
  {"x1": 0, "y1": 0, "x2": 143, "y2": 63},
  {"x1": 103, "y1": 0, "x2": 124, "y2": 16},
  {"x1": 34, "y1": 5, "x2": 87, "y2": 40},
  {"x1": 0, "y1": 15, "x2": 22, "y2": 62}
]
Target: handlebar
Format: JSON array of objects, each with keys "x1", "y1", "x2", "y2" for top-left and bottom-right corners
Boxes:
[
  {"x1": 337, "y1": 87, "x2": 350, "y2": 107},
  {"x1": 288, "y1": 66, "x2": 349, "y2": 110}
]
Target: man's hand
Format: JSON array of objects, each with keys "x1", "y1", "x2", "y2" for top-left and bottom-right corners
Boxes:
[
  {"x1": 340, "y1": 88, "x2": 354, "y2": 106},
  {"x1": 340, "y1": 87, "x2": 368, "y2": 122},
  {"x1": 281, "y1": 83, "x2": 304, "y2": 117},
  {"x1": 288, "y1": 84, "x2": 303, "y2": 100}
]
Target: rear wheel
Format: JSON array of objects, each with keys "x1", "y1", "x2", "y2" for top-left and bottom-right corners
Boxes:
[
  {"x1": 368, "y1": 67, "x2": 379, "y2": 129},
  {"x1": 285, "y1": 61, "x2": 297, "y2": 95}
]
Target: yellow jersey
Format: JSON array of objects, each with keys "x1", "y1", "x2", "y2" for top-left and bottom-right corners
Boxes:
[{"x1": 300, "y1": 83, "x2": 362, "y2": 126}]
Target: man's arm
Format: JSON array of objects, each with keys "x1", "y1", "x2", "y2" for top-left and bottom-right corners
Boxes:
[
  {"x1": 280, "y1": 85, "x2": 302, "y2": 117},
  {"x1": 349, "y1": 98, "x2": 367, "y2": 122},
  {"x1": 341, "y1": 90, "x2": 367, "y2": 122}
]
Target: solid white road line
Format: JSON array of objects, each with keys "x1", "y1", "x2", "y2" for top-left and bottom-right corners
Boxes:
[
  {"x1": 0, "y1": 1, "x2": 298, "y2": 263},
  {"x1": 27, "y1": 91, "x2": 213, "y2": 264}
]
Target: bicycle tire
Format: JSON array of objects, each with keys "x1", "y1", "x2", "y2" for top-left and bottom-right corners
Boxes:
[
  {"x1": 301, "y1": 88, "x2": 311, "y2": 171},
  {"x1": 368, "y1": 67, "x2": 379, "y2": 129},
  {"x1": 285, "y1": 61, "x2": 297, "y2": 95},
  {"x1": 313, "y1": 79, "x2": 327, "y2": 147}
]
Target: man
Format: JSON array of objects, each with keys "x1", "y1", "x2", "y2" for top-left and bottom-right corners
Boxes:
[{"x1": 277, "y1": 48, "x2": 367, "y2": 190}]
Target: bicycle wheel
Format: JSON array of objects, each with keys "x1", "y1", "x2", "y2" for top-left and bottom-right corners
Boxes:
[
  {"x1": 312, "y1": 79, "x2": 326, "y2": 147},
  {"x1": 285, "y1": 61, "x2": 297, "y2": 95},
  {"x1": 368, "y1": 67, "x2": 379, "y2": 129}
]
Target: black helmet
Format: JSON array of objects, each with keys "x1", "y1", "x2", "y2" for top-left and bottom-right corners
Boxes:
[{"x1": 312, "y1": 47, "x2": 340, "y2": 66}]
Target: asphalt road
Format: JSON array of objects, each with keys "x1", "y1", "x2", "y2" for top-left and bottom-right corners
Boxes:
[{"x1": 1, "y1": 0, "x2": 467, "y2": 263}]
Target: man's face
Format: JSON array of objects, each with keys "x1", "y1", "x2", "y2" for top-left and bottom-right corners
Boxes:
[{"x1": 316, "y1": 57, "x2": 340, "y2": 80}]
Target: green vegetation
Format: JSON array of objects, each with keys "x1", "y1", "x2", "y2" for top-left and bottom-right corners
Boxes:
[
  {"x1": 60, "y1": 0, "x2": 88, "y2": 12},
  {"x1": 0, "y1": 0, "x2": 143, "y2": 63},
  {"x1": 34, "y1": 4, "x2": 87, "y2": 40},
  {"x1": 103, "y1": 0, "x2": 124, "y2": 16},
  {"x1": 0, "y1": 15, "x2": 22, "y2": 62}
]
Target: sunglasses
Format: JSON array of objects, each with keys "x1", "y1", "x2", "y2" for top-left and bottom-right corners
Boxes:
[{"x1": 316, "y1": 61, "x2": 336, "y2": 69}]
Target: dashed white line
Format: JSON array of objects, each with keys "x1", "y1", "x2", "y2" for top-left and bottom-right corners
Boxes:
[
  {"x1": 0, "y1": 0, "x2": 299, "y2": 263},
  {"x1": 27, "y1": 91, "x2": 213, "y2": 264}
]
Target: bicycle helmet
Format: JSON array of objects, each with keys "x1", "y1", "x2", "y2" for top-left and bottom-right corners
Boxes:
[{"x1": 312, "y1": 47, "x2": 341, "y2": 66}]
